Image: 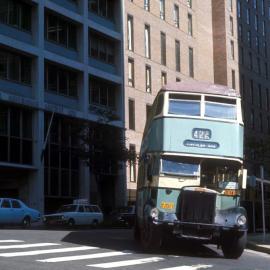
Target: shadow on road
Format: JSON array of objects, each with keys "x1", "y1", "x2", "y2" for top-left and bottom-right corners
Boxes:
[{"x1": 61, "y1": 228, "x2": 222, "y2": 259}]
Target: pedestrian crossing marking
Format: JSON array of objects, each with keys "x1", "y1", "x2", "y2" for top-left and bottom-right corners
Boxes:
[
  {"x1": 0, "y1": 246, "x2": 98, "y2": 257},
  {"x1": 0, "y1": 240, "x2": 24, "y2": 243},
  {"x1": 87, "y1": 257, "x2": 164, "y2": 268},
  {"x1": 0, "y1": 243, "x2": 60, "y2": 250},
  {"x1": 37, "y1": 251, "x2": 131, "y2": 263},
  {"x1": 159, "y1": 264, "x2": 213, "y2": 270}
]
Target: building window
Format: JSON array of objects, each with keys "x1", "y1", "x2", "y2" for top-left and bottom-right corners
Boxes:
[
  {"x1": 232, "y1": 69, "x2": 236, "y2": 89},
  {"x1": 129, "y1": 144, "x2": 136, "y2": 182},
  {"x1": 145, "y1": 65, "x2": 151, "y2": 93},
  {"x1": 229, "y1": 0, "x2": 233, "y2": 12},
  {"x1": 187, "y1": 0, "x2": 192, "y2": 8},
  {"x1": 255, "y1": 36, "x2": 259, "y2": 53},
  {"x1": 127, "y1": 15, "x2": 134, "y2": 51},
  {"x1": 0, "y1": 50, "x2": 31, "y2": 85},
  {"x1": 189, "y1": 47, "x2": 194, "y2": 78},
  {"x1": 250, "y1": 109, "x2": 255, "y2": 129},
  {"x1": 0, "y1": 0, "x2": 32, "y2": 32},
  {"x1": 160, "y1": 32, "x2": 166, "y2": 66},
  {"x1": 247, "y1": 8, "x2": 250, "y2": 24},
  {"x1": 144, "y1": 0, "x2": 150, "y2": 11},
  {"x1": 241, "y1": 74, "x2": 245, "y2": 100},
  {"x1": 268, "y1": 117, "x2": 270, "y2": 134},
  {"x1": 0, "y1": 104, "x2": 33, "y2": 165},
  {"x1": 230, "y1": 16, "x2": 234, "y2": 36},
  {"x1": 249, "y1": 52, "x2": 253, "y2": 70},
  {"x1": 261, "y1": 0, "x2": 265, "y2": 15},
  {"x1": 237, "y1": 0, "x2": 241, "y2": 17},
  {"x1": 262, "y1": 20, "x2": 265, "y2": 36},
  {"x1": 144, "y1": 24, "x2": 151, "y2": 58},
  {"x1": 266, "y1": 88, "x2": 269, "y2": 111},
  {"x1": 129, "y1": 99, "x2": 135, "y2": 130},
  {"x1": 250, "y1": 79, "x2": 254, "y2": 105},
  {"x1": 128, "y1": 58, "x2": 134, "y2": 87},
  {"x1": 89, "y1": 77, "x2": 116, "y2": 108},
  {"x1": 247, "y1": 31, "x2": 251, "y2": 47},
  {"x1": 258, "y1": 84, "x2": 262, "y2": 108},
  {"x1": 240, "y1": 46, "x2": 244, "y2": 64},
  {"x1": 146, "y1": 104, "x2": 152, "y2": 121},
  {"x1": 174, "y1": 4, "x2": 179, "y2": 28},
  {"x1": 255, "y1": 15, "x2": 258, "y2": 31},
  {"x1": 230, "y1": 40, "x2": 235, "y2": 59},
  {"x1": 259, "y1": 114, "x2": 263, "y2": 132},
  {"x1": 161, "y1": 72, "x2": 167, "y2": 86},
  {"x1": 188, "y1": 13, "x2": 193, "y2": 36},
  {"x1": 265, "y1": 62, "x2": 268, "y2": 79},
  {"x1": 175, "y1": 40, "x2": 180, "y2": 72},
  {"x1": 88, "y1": 0, "x2": 114, "y2": 21},
  {"x1": 89, "y1": 31, "x2": 115, "y2": 65},
  {"x1": 257, "y1": 57, "x2": 261, "y2": 74},
  {"x1": 45, "y1": 63, "x2": 77, "y2": 98},
  {"x1": 176, "y1": 77, "x2": 181, "y2": 82},
  {"x1": 253, "y1": 0, "x2": 257, "y2": 9},
  {"x1": 44, "y1": 115, "x2": 79, "y2": 198},
  {"x1": 239, "y1": 24, "x2": 243, "y2": 41},
  {"x1": 45, "y1": 13, "x2": 77, "y2": 50},
  {"x1": 263, "y1": 41, "x2": 267, "y2": 57},
  {"x1": 160, "y1": 0, "x2": 165, "y2": 20}
]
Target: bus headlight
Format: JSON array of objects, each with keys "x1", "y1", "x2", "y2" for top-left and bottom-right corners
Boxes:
[
  {"x1": 237, "y1": 215, "x2": 247, "y2": 226},
  {"x1": 150, "y1": 208, "x2": 159, "y2": 219}
]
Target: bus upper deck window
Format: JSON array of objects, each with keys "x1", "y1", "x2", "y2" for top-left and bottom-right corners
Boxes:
[
  {"x1": 204, "y1": 96, "x2": 237, "y2": 120},
  {"x1": 168, "y1": 94, "x2": 200, "y2": 116}
]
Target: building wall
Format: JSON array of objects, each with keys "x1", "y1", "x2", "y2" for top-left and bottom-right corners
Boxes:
[{"x1": 0, "y1": 0, "x2": 125, "y2": 213}]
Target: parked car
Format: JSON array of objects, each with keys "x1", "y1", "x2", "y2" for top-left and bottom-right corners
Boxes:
[
  {"x1": 43, "y1": 204, "x2": 103, "y2": 227},
  {"x1": 108, "y1": 205, "x2": 135, "y2": 228},
  {"x1": 0, "y1": 198, "x2": 41, "y2": 228}
]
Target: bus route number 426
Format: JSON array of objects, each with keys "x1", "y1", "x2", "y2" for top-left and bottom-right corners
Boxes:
[{"x1": 192, "y1": 128, "x2": 211, "y2": 140}]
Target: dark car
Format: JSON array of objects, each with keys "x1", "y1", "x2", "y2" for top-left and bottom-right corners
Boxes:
[{"x1": 109, "y1": 205, "x2": 135, "y2": 228}]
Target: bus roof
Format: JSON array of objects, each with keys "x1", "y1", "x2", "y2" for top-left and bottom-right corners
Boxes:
[{"x1": 161, "y1": 81, "x2": 240, "y2": 98}]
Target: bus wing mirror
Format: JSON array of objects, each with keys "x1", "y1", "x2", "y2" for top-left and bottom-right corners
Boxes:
[{"x1": 240, "y1": 169, "x2": 247, "y2": 189}]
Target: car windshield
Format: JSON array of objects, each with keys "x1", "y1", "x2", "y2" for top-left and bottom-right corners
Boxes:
[
  {"x1": 58, "y1": 205, "x2": 77, "y2": 213},
  {"x1": 161, "y1": 159, "x2": 200, "y2": 176}
]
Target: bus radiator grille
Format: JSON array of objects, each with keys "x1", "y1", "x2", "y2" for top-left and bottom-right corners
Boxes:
[{"x1": 178, "y1": 190, "x2": 216, "y2": 224}]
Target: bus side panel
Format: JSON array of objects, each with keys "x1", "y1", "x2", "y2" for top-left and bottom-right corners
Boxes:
[{"x1": 144, "y1": 118, "x2": 243, "y2": 159}]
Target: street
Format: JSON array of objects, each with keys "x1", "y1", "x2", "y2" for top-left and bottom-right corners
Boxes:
[{"x1": 0, "y1": 228, "x2": 269, "y2": 270}]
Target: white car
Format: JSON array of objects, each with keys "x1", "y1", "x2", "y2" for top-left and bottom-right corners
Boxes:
[{"x1": 43, "y1": 204, "x2": 103, "y2": 227}]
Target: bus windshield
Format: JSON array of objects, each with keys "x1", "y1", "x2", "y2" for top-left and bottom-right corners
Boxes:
[
  {"x1": 205, "y1": 102, "x2": 237, "y2": 120},
  {"x1": 161, "y1": 158, "x2": 200, "y2": 176}
]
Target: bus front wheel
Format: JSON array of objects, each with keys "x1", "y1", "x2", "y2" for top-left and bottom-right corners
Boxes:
[
  {"x1": 221, "y1": 231, "x2": 247, "y2": 259},
  {"x1": 140, "y1": 222, "x2": 162, "y2": 251}
]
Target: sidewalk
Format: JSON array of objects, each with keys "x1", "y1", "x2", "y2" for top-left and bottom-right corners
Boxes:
[{"x1": 247, "y1": 233, "x2": 270, "y2": 255}]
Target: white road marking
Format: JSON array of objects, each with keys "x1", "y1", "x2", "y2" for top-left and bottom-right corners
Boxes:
[
  {"x1": 37, "y1": 251, "x2": 130, "y2": 263},
  {"x1": 0, "y1": 246, "x2": 97, "y2": 257},
  {"x1": 245, "y1": 249, "x2": 270, "y2": 258},
  {"x1": 159, "y1": 265, "x2": 213, "y2": 270},
  {"x1": 0, "y1": 240, "x2": 24, "y2": 243},
  {"x1": 0, "y1": 243, "x2": 60, "y2": 250},
  {"x1": 88, "y1": 257, "x2": 164, "y2": 268}
]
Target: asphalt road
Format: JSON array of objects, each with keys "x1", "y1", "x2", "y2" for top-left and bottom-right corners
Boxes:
[{"x1": 0, "y1": 228, "x2": 269, "y2": 270}]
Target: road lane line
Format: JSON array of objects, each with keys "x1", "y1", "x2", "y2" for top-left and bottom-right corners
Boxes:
[
  {"x1": 0, "y1": 246, "x2": 98, "y2": 257},
  {"x1": 37, "y1": 251, "x2": 130, "y2": 263},
  {"x1": 0, "y1": 243, "x2": 60, "y2": 250},
  {"x1": 159, "y1": 264, "x2": 213, "y2": 270},
  {"x1": 88, "y1": 257, "x2": 164, "y2": 268},
  {"x1": 0, "y1": 240, "x2": 24, "y2": 243}
]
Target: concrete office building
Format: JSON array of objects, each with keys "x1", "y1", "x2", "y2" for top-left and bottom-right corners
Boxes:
[{"x1": 0, "y1": 0, "x2": 125, "y2": 213}]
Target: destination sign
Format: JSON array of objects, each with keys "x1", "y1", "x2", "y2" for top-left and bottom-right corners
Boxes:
[
  {"x1": 192, "y1": 128, "x2": 211, "y2": 140},
  {"x1": 183, "y1": 140, "x2": 220, "y2": 149}
]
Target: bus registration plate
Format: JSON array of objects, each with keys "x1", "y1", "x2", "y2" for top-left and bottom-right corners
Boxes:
[{"x1": 161, "y1": 202, "x2": 174, "y2": 209}]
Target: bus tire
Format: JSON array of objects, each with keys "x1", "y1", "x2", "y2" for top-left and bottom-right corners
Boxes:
[
  {"x1": 140, "y1": 222, "x2": 162, "y2": 251},
  {"x1": 221, "y1": 231, "x2": 247, "y2": 259}
]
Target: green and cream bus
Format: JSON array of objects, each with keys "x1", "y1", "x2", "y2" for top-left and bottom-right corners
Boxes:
[{"x1": 134, "y1": 81, "x2": 247, "y2": 259}]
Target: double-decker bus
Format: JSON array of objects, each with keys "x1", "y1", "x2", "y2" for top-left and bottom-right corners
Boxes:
[{"x1": 135, "y1": 81, "x2": 247, "y2": 259}]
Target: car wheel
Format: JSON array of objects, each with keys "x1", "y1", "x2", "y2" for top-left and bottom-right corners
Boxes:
[
  {"x1": 68, "y1": 218, "x2": 75, "y2": 228},
  {"x1": 91, "y1": 220, "x2": 98, "y2": 229},
  {"x1": 22, "y1": 216, "x2": 31, "y2": 228}
]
